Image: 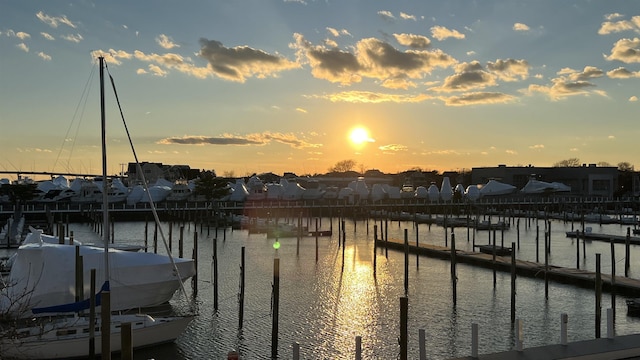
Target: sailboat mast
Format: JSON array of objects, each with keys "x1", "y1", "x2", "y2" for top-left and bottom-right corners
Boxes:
[{"x1": 99, "y1": 56, "x2": 110, "y2": 282}]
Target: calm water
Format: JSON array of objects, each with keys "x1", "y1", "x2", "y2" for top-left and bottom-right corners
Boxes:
[{"x1": 9, "y1": 215, "x2": 640, "y2": 359}]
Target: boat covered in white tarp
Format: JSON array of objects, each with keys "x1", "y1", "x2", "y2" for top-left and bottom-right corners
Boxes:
[
  {"x1": 427, "y1": 183, "x2": 440, "y2": 202},
  {"x1": 1, "y1": 229, "x2": 195, "y2": 319},
  {"x1": 478, "y1": 180, "x2": 517, "y2": 196},
  {"x1": 521, "y1": 179, "x2": 571, "y2": 194},
  {"x1": 465, "y1": 185, "x2": 481, "y2": 201},
  {"x1": 370, "y1": 183, "x2": 387, "y2": 202},
  {"x1": 440, "y1": 177, "x2": 453, "y2": 201}
]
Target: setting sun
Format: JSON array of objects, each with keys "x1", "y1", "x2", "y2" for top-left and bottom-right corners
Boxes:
[{"x1": 349, "y1": 127, "x2": 372, "y2": 146}]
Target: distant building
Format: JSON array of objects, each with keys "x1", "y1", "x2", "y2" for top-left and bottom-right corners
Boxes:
[
  {"x1": 127, "y1": 162, "x2": 199, "y2": 184},
  {"x1": 471, "y1": 164, "x2": 618, "y2": 197}
]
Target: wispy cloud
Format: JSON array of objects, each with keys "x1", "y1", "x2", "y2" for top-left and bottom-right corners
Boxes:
[
  {"x1": 379, "y1": 144, "x2": 408, "y2": 152},
  {"x1": 310, "y1": 91, "x2": 432, "y2": 103},
  {"x1": 157, "y1": 34, "x2": 179, "y2": 49},
  {"x1": 440, "y1": 92, "x2": 516, "y2": 106},
  {"x1": 37, "y1": 52, "x2": 51, "y2": 61},
  {"x1": 377, "y1": 10, "x2": 395, "y2": 21},
  {"x1": 399, "y1": 12, "x2": 416, "y2": 21},
  {"x1": 61, "y1": 34, "x2": 83, "y2": 43},
  {"x1": 158, "y1": 132, "x2": 322, "y2": 149},
  {"x1": 36, "y1": 11, "x2": 77, "y2": 29}
]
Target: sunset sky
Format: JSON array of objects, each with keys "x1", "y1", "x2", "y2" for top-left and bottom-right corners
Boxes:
[{"x1": 1, "y1": 1, "x2": 639, "y2": 179}]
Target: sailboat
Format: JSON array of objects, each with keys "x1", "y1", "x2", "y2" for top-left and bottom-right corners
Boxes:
[{"x1": 0, "y1": 57, "x2": 194, "y2": 359}]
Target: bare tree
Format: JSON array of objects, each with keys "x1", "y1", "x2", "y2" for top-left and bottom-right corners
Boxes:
[
  {"x1": 553, "y1": 158, "x2": 581, "y2": 167},
  {"x1": 329, "y1": 159, "x2": 357, "y2": 172},
  {"x1": 618, "y1": 162, "x2": 634, "y2": 171}
]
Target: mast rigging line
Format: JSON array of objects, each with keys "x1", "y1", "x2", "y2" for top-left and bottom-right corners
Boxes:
[{"x1": 102, "y1": 59, "x2": 190, "y2": 304}]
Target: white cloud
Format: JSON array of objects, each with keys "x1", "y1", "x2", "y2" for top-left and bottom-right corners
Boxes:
[
  {"x1": 157, "y1": 34, "x2": 180, "y2": 49},
  {"x1": 37, "y1": 52, "x2": 51, "y2": 61},
  {"x1": 36, "y1": 11, "x2": 77, "y2": 29}
]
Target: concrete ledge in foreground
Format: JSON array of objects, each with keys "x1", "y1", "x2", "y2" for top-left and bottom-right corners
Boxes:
[{"x1": 449, "y1": 333, "x2": 640, "y2": 360}]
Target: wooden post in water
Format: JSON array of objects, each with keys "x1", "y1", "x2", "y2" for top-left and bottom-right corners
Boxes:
[
  {"x1": 373, "y1": 225, "x2": 377, "y2": 278},
  {"x1": 516, "y1": 218, "x2": 520, "y2": 249},
  {"x1": 192, "y1": 231, "x2": 198, "y2": 295},
  {"x1": 576, "y1": 230, "x2": 580, "y2": 269},
  {"x1": 169, "y1": 222, "x2": 173, "y2": 253},
  {"x1": 492, "y1": 227, "x2": 497, "y2": 288},
  {"x1": 101, "y1": 290, "x2": 111, "y2": 360},
  {"x1": 213, "y1": 237, "x2": 218, "y2": 310},
  {"x1": 451, "y1": 232, "x2": 457, "y2": 306},
  {"x1": 545, "y1": 228, "x2": 549, "y2": 300},
  {"x1": 89, "y1": 269, "x2": 96, "y2": 359},
  {"x1": 58, "y1": 222, "x2": 64, "y2": 244},
  {"x1": 400, "y1": 296, "x2": 408, "y2": 360},
  {"x1": 535, "y1": 224, "x2": 539, "y2": 262},
  {"x1": 404, "y1": 229, "x2": 409, "y2": 296},
  {"x1": 121, "y1": 322, "x2": 132, "y2": 360},
  {"x1": 179, "y1": 226, "x2": 184, "y2": 258},
  {"x1": 511, "y1": 242, "x2": 516, "y2": 324},
  {"x1": 547, "y1": 220, "x2": 551, "y2": 254},
  {"x1": 238, "y1": 246, "x2": 245, "y2": 328},
  {"x1": 610, "y1": 238, "x2": 616, "y2": 322},
  {"x1": 625, "y1": 227, "x2": 631, "y2": 277},
  {"x1": 315, "y1": 218, "x2": 319, "y2": 263},
  {"x1": 595, "y1": 253, "x2": 602, "y2": 338},
  {"x1": 416, "y1": 223, "x2": 420, "y2": 269},
  {"x1": 144, "y1": 218, "x2": 148, "y2": 253},
  {"x1": 75, "y1": 248, "x2": 83, "y2": 303},
  {"x1": 153, "y1": 222, "x2": 158, "y2": 254},
  {"x1": 385, "y1": 219, "x2": 388, "y2": 258},
  {"x1": 271, "y1": 258, "x2": 280, "y2": 360},
  {"x1": 419, "y1": 328, "x2": 426, "y2": 360}
]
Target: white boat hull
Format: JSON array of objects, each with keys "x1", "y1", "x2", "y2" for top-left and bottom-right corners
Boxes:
[{"x1": 0, "y1": 314, "x2": 193, "y2": 359}]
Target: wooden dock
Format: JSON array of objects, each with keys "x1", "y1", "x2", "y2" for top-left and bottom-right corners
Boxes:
[
  {"x1": 377, "y1": 238, "x2": 640, "y2": 297},
  {"x1": 565, "y1": 230, "x2": 640, "y2": 245}
]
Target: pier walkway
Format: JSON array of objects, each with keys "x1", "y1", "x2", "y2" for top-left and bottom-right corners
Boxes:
[{"x1": 377, "y1": 238, "x2": 640, "y2": 297}]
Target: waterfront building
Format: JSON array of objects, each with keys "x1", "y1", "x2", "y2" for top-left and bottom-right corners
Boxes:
[{"x1": 471, "y1": 164, "x2": 618, "y2": 197}]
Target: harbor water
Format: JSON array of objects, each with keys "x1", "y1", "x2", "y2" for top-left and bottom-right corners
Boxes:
[{"x1": 9, "y1": 215, "x2": 640, "y2": 359}]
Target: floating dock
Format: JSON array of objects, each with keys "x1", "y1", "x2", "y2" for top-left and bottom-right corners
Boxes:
[
  {"x1": 565, "y1": 231, "x2": 640, "y2": 245},
  {"x1": 376, "y1": 237, "x2": 640, "y2": 297}
]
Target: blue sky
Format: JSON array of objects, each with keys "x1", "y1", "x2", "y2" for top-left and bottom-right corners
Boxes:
[{"x1": 1, "y1": 1, "x2": 639, "y2": 179}]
